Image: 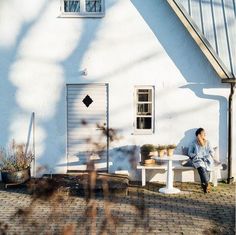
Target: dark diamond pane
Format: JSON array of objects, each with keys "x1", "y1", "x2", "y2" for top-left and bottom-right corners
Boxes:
[{"x1": 82, "y1": 95, "x2": 93, "y2": 107}]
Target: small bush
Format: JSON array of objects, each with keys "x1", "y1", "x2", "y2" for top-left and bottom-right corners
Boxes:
[{"x1": 140, "y1": 144, "x2": 156, "y2": 154}]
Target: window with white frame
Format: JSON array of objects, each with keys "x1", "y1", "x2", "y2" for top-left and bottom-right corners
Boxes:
[
  {"x1": 134, "y1": 86, "x2": 154, "y2": 134},
  {"x1": 61, "y1": 0, "x2": 105, "y2": 17}
]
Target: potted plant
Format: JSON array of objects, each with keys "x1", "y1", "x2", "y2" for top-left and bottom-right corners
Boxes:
[
  {"x1": 167, "y1": 144, "x2": 177, "y2": 156},
  {"x1": 140, "y1": 144, "x2": 156, "y2": 164},
  {"x1": 156, "y1": 145, "x2": 167, "y2": 157},
  {"x1": 0, "y1": 140, "x2": 33, "y2": 184}
]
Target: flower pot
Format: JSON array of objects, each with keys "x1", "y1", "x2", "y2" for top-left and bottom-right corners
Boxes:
[
  {"x1": 144, "y1": 159, "x2": 155, "y2": 165},
  {"x1": 140, "y1": 151, "x2": 150, "y2": 164},
  {"x1": 158, "y1": 149, "x2": 166, "y2": 157},
  {"x1": 1, "y1": 168, "x2": 31, "y2": 184},
  {"x1": 167, "y1": 148, "x2": 175, "y2": 156}
]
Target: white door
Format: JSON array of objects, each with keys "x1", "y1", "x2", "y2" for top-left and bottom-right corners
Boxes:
[{"x1": 67, "y1": 84, "x2": 108, "y2": 171}]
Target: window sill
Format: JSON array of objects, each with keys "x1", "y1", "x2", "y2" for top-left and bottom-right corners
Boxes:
[
  {"x1": 58, "y1": 12, "x2": 105, "y2": 18},
  {"x1": 132, "y1": 131, "x2": 154, "y2": 135}
]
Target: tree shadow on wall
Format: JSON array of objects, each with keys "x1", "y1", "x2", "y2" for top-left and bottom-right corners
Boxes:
[{"x1": 131, "y1": 0, "x2": 228, "y2": 162}]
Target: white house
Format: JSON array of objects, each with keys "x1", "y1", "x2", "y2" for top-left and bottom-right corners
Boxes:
[{"x1": 0, "y1": 0, "x2": 235, "y2": 182}]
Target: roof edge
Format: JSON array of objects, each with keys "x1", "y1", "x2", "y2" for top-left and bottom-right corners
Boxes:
[{"x1": 167, "y1": 0, "x2": 234, "y2": 79}]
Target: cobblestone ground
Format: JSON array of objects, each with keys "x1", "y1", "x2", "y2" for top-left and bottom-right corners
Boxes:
[{"x1": 0, "y1": 181, "x2": 235, "y2": 235}]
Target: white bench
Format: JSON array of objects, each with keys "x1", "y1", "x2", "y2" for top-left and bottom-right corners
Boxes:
[{"x1": 137, "y1": 162, "x2": 222, "y2": 187}]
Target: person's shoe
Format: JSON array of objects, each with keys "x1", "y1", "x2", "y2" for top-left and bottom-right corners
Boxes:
[{"x1": 206, "y1": 183, "x2": 211, "y2": 193}]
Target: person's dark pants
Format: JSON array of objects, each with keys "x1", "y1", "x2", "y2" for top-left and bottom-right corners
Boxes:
[{"x1": 197, "y1": 167, "x2": 210, "y2": 185}]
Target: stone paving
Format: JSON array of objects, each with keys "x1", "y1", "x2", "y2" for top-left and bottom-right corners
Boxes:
[{"x1": 0, "y1": 181, "x2": 235, "y2": 235}]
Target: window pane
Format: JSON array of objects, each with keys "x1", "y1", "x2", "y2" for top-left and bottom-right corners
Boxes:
[
  {"x1": 137, "y1": 103, "x2": 152, "y2": 115},
  {"x1": 137, "y1": 89, "x2": 152, "y2": 102},
  {"x1": 136, "y1": 117, "x2": 152, "y2": 129},
  {"x1": 64, "y1": 0, "x2": 80, "y2": 12},
  {"x1": 86, "y1": 0, "x2": 102, "y2": 12}
]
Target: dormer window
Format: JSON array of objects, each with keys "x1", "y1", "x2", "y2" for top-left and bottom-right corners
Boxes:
[{"x1": 61, "y1": 0, "x2": 105, "y2": 17}]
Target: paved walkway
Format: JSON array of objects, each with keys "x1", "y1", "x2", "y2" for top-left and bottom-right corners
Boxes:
[{"x1": 0, "y1": 181, "x2": 235, "y2": 235}]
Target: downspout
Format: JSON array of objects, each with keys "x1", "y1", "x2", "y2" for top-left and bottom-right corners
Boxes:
[{"x1": 227, "y1": 82, "x2": 235, "y2": 184}]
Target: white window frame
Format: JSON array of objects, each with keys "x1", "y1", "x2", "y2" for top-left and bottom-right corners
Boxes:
[
  {"x1": 134, "y1": 86, "x2": 155, "y2": 135},
  {"x1": 60, "y1": 0, "x2": 105, "y2": 17}
]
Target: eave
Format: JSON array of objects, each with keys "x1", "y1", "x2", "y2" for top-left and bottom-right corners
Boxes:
[{"x1": 167, "y1": 0, "x2": 235, "y2": 80}]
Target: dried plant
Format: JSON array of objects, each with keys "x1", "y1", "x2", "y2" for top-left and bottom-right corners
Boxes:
[
  {"x1": 0, "y1": 140, "x2": 33, "y2": 172},
  {"x1": 0, "y1": 221, "x2": 8, "y2": 235}
]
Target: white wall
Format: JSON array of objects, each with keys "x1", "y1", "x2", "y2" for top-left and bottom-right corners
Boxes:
[{"x1": 0, "y1": 0, "x2": 233, "y2": 181}]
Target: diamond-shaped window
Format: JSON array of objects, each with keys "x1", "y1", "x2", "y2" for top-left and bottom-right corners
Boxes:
[{"x1": 82, "y1": 95, "x2": 93, "y2": 107}]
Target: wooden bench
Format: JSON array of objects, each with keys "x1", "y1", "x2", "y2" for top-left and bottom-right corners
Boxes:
[{"x1": 137, "y1": 162, "x2": 222, "y2": 187}]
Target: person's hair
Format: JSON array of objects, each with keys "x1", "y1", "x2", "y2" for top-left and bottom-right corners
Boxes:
[{"x1": 195, "y1": 128, "x2": 204, "y2": 136}]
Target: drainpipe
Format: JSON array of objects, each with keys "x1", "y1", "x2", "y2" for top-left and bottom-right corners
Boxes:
[{"x1": 227, "y1": 82, "x2": 235, "y2": 184}]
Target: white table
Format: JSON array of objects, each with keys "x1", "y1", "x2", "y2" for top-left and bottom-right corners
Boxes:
[{"x1": 152, "y1": 155, "x2": 189, "y2": 194}]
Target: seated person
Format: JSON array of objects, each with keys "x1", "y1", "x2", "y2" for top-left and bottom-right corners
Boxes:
[{"x1": 188, "y1": 128, "x2": 214, "y2": 193}]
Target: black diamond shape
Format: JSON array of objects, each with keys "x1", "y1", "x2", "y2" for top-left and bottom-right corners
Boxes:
[{"x1": 82, "y1": 95, "x2": 93, "y2": 107}]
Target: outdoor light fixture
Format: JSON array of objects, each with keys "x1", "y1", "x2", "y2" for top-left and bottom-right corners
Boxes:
[{"x1": 81, "y1": 68, "x2": 88, "y2": 76}]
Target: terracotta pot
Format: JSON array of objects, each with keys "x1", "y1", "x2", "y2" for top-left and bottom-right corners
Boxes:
[
  {"x1": 167, "y1": 148, "x2": 175, "y2": 156},
  {"x1": 1, "y1": 168, "x2": 31, "y2": 184},
  {"x1": 144, "y1": 159, "x2": 155, "y2": 165},
  {"x1": 158, "y1": 149, "x2": 166, "y2": 157}
]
